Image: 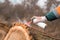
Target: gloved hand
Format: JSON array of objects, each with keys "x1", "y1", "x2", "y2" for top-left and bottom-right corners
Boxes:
[{"x1": 31, "y1": 16, "x2": 47, "y2": 23}]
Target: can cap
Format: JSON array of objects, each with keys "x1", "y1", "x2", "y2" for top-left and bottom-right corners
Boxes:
[{"x1": 36, "y1": 22, "x2": 47, "y2": 29}]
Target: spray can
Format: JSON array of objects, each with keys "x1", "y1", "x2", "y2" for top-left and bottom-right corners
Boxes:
[{"x1": 32, "y1": 18, "x2": 47, "y2": 29}]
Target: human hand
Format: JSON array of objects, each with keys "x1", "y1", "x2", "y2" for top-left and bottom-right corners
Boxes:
[{"x1": 31, "y1": 16, "x2": 47, "y2": 23}]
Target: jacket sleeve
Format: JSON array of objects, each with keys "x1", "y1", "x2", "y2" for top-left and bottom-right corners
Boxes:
[{"x1": 45, "y1": 6, "x2": 60, "y2": 21}]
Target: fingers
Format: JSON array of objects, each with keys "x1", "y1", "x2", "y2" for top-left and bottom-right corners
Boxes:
[
  {"x1": 33, "y1": 19, "x2": 41, "y2": 23},
  {"x1": 31, "y1": 16, "x2": 41, "y2": 20},
  {"x1": 31, "y1": 16, "x2": 41, "y2": 23},
  {"x1": 31, "y1": 16, "x2": 47, "y2": 23},
  {"x1": 31, "y1": 16, "x2": 36, "y2": 20}
]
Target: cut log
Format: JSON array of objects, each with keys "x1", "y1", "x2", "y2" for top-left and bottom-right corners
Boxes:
[
  {"x1": 0, "y1": 23, "x2": 9, "y2": 40},
  {"x1": 0, "y1": 30, "x2": 6, "y2": 40},
  {"x1": 4, "y1": 22, "x2": 33, "y2": 40}
]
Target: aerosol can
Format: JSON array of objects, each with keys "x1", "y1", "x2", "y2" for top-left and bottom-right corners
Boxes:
[{"x1": 32, "y1": 18, "x2": 47, "y2": 29}]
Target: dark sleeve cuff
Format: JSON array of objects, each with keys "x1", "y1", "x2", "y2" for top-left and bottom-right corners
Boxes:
[{"x1": 45, "y1": 11, "x2": 57, "y2": 21}]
